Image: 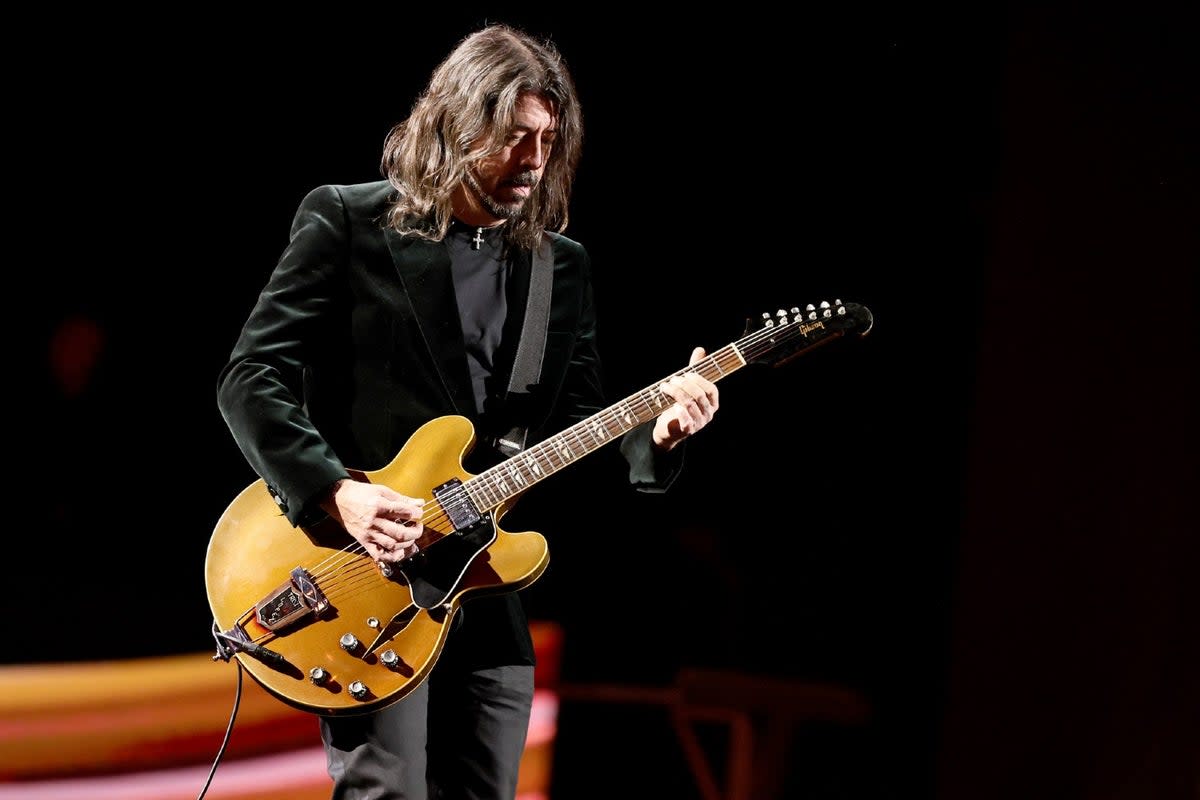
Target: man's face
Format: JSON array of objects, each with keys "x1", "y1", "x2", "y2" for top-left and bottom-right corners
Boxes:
[{"x1": 464, "y1": 92, "x2": 557, "y2": 221}]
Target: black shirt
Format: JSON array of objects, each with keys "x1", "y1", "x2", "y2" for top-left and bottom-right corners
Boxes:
[{"x1": 445, "y1": 220, "x2": 509, "y2": 415}]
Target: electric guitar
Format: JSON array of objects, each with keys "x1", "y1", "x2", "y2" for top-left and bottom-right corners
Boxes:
[{"x1": 206, "y1": 299, "x2": 873, "y2": 715}]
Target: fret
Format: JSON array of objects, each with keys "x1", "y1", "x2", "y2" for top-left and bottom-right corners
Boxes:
[
  {"x1": 508, "y1": 462, "x2": 528, "y2": 487},
  {"x1": 618, "y1": 400, "x2": 636, "y2": 427},
  {"x1": 536, "y1": 442, "x2": 561, "y2": 473},
  {"x1": 464, "y1": 482, "x2": 488, "y2": 510},
  {"x1": 637, "y1": 390, "x2": 659, "y2": 418},
  {"x1": 587, "y1": 419, "x2": 609, "y2": 444},
  {"x1": 567, "y1": 425, "x2": 588, "y2": 456},
  {"x1": 525, "y1": 452, "x2": 544, "y2": 477}
]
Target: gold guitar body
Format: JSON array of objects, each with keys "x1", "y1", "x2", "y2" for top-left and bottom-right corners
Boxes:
[
  {"x1": 206, "y1": 300, "x2": 873, "y2": 716},
  {"x1": 205, "y1": 415, "x2": 548, "y2": 716}
]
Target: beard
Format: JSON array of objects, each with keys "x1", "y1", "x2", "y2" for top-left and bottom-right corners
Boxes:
[{"x1": 465, "y1": 169, "x2": 538, "y2": 220}]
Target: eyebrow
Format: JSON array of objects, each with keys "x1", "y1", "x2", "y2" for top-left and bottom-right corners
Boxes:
[{"x1": 511, "y1": 123, "x2": 557, "y2": 134}]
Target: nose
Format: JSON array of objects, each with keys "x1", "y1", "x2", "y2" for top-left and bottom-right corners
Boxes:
[{"x1": 518, "y1": 137, "x2": 547, "y2": 170}]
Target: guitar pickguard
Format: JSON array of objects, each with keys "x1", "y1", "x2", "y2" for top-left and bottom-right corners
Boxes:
[{"x1": 400, "y1": 514, "x2": 497, "y2": 609}]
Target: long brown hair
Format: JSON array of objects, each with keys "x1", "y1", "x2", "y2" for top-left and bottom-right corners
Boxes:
[{"x1": 380, "y1": 24, "x2": 583, "y2": 250}]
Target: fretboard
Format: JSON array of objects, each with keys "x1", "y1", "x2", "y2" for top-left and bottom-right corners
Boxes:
[{"x1": 463, "y1": 342, "x2": 748, "y2": 511}]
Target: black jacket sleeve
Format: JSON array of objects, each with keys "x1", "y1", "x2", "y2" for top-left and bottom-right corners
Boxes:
[{"x1": 216, "y1": 185, "x2": 351, "y2": 525}]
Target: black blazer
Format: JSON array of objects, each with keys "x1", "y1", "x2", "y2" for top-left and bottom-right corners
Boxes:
[
  {"x1": 216, "y1": 181, "x2": 681, "y2": 665},
  {"x1": 217, "y1": 180, "x2": 679, "y2": 525}
]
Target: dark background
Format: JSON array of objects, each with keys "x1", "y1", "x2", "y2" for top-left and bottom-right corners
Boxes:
[{"x1": 21, "y1": 5, "x2": 1196, "y2": 799}]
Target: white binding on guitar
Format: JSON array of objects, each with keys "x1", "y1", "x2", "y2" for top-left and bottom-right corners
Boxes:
[{"x1": 206, "y1": 300, "x2": 873, "y2": 715}]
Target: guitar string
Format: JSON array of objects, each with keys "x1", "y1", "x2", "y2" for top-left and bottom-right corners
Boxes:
[
  {"x1": 241, "y1": 308, "x2": 852, "y2": 629},
  {"x1": 296, "y1": 346, "x2": 724, "y2": 590},
  {"x1": 299, "y1": 318, "x2": 810, "y2": 585},
  {"x1": 422, "y1": 306, "x2": 840, "y2": 524},
  {"x1": 294, "y1": 342, "x2": 748, "y2": 600},
  {"x1": 321, "y1": 305, "x2": 830, "y2": 560}
]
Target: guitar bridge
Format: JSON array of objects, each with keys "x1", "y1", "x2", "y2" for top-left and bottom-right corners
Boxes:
[{"x1": 255, "y1": 567, "x2": 329, "y2": 631}]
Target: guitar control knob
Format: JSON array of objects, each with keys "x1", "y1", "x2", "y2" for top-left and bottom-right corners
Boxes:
[
  {"x1": 340, "y1": 633, "x2": 360, "y2": 652},
  {"x1": 309, "y1": 667, "x2": 329, "y2": 685},
  {"x1": 380, "y1": 649, "x2": 399, "y2": 668},
  {"x1": 348, "y1": 680, "x2": 368, "y2": 699}
]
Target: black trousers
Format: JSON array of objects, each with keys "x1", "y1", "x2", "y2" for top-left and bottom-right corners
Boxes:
[{"x1": 320, "y1": 660, "x2": 535, "y2": 800}]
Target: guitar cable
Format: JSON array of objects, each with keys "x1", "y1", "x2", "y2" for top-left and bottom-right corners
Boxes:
[{"x1": 195, "y1": 657, "x2": 244, "y2": 800}]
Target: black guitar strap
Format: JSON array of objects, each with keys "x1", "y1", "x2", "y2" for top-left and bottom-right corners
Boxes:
[{"x1": 494, "y1": 234, "x2": 552, "y2": 458}]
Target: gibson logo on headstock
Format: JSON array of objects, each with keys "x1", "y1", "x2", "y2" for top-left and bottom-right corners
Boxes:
[{"x1": 798, "y1": 320, "x2": 826, "y2": 336}]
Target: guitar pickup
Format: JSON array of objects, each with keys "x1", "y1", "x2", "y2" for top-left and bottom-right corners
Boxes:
[
  {"x1": 255, "y1": 567, "x2": 329, "y2": 631},
  {"x1": 433, "y1": 478, "x2": 481, "y2": 532}
]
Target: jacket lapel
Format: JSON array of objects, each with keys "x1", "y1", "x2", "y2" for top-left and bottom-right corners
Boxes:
[{"x1": 384, "y1": 230, "x2": 475, "y2": 415}]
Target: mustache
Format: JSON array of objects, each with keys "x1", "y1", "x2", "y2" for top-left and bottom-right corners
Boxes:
[{"x1": 506, "y1": 171, "x2": 538, "y2": 187}]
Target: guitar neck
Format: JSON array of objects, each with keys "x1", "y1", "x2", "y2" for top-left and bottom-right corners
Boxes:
[
  {"x1": 462, "y1": 299, "x2": 871, "y2": 512},
  {"x1": 465, "y1": 342, "x2": 747, "y2": 511}
]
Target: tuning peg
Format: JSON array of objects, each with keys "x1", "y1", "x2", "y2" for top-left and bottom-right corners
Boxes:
[
  {"x1": 790, "y1": 306, "x2": 801, "y2": 322},
  {"x1": 761, "y1": 311, "x2": 775, "y2": 328}
]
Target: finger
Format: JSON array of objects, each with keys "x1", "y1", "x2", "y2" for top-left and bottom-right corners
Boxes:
[
  {"x1": 389, "y1": 497, "x2": 426, "y2": 522},
  {"x1": 390, "y1": 519, "x2": 423, "y2": 543},
  {"x1": 393, "y1": 496, "x2": 425, "y2": 512},
  {"x1": 664, "y1": 374, "x2": 708, "y2": 407},
  {"x1": 678, "y1": 371, "x2": 718, "y2": 411},
  {"x1": 688, "y1": 346, "x2": 706, "y2": 367},
  {"x1": 671, "y1": 376, "x2": 718, "y2": 425},
  {"x1": 692, "y1": 376, "x2": 719, "y2": 411},
  {"x1": 389, "y1": 541, "x2": 420, "y2": 562},
  {"x1": 657, "y1": 380, "x2": 688, "y2": 411}
]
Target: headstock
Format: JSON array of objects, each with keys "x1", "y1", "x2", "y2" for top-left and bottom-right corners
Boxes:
[{"x1": 738, "y1": 299, "x2": 873, "y2": 367}]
